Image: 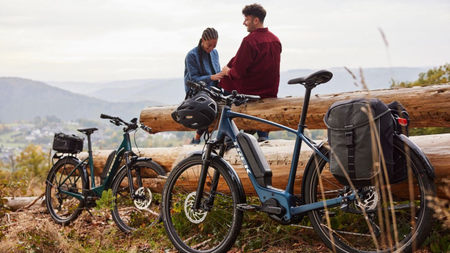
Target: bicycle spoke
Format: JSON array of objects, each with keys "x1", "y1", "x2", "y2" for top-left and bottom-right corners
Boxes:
[
  {"x1": 163, "y1": 155, "x2": 244, "y2": 252},
  {"x1": 303, "y1": 138, "x2": 436, "y2": 252},
  {"x1": 45, "y1": 158, "x2": 86, "y2": 225},
  {"x1": 111, "y1": 160, "x2": 165, "y2": 233}
]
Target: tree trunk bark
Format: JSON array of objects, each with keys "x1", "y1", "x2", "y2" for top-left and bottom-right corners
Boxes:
[
  {"x1": 4, "y1": 196, "x2": 44, "y2": 211},
  {"x1": 139, "y1": 84, "x2": 450, "y2": 133}
]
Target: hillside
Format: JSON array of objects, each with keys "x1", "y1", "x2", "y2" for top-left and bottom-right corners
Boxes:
[
  {"x1": 0, "y1": 77, "x2": 160, "y2": 123},
  {"x1": 0, "y1": 67, "x2": 428, "y2": 123},
  {"x1": 47, "y1": 67, "x2": 428, "y2": 104}
]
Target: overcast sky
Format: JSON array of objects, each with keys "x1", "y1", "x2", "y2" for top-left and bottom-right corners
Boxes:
[{"x1": 1, "y1": 0, "x2": 449, "y2": 82}]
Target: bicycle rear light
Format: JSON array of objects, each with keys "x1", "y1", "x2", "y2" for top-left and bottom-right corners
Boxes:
[{"x1": 397, "y1": 118, "x2": 408, "y2": 126}]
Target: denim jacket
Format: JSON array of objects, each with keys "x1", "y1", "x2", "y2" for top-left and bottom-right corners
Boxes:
[{"x1": 184, "y1": 47, "x2": 221, "y2": 93}]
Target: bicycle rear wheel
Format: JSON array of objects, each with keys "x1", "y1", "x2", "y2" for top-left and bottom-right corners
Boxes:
[
  {"x1": 45, "y1": 157, "x2": 87, "y2": 225},
  {"x1": 162, "y1": 155, "x2": 245, "y2": 253},
  {"x1": 303, "y1": 137, "x2": 436, "y2": 253},
  {"x1": 111, "y1": 160, "x2": 166, "y2": 233}
]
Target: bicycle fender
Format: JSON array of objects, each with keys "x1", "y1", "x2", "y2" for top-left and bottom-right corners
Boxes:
[
  {"x1": 396, "y1": 134, "x2": 436, "y2": 178},
  {"x1": 188, "y1": 151, "x2": 246, "y2": 202}
]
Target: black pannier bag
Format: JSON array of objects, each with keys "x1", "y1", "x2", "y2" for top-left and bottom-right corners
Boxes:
[
  {"x1": 324, "y1": 98, "x2": 394, "y2": 187},
  {"x1": 52, "y1": 132, "x2": 84, "y2": 154}
]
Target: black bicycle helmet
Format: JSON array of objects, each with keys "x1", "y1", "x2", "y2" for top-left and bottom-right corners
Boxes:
[{"x1": 172, "y1": 92, "x2": 218, "y2": 129}]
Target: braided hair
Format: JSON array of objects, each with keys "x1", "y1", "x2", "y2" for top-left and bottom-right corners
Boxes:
[{"x1": 198, "y1": 27, "x2": 219, "y2": 76}]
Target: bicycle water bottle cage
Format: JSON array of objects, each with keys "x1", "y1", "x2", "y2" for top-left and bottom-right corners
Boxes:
[
  {"x1": 236, "y1": 133, "x2": 272, "y2": 187},
  {"x1": 288, "y1": 69, "x2": 333, "y2": 89}
]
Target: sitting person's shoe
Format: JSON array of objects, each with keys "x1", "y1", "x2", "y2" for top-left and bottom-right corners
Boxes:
[
  {"x1": 224, "y1": 137, "x2": 235, "y2": 151},
  {"x1": 190, "y1": 138, "x2": 201, "y2": 145},
  {"x1": 257, "y1": 136, "x2": 268, "y2": 142}
]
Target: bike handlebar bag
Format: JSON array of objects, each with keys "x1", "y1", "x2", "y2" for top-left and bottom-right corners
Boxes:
[
  {"x1": 52, "y1": 132, "x2": 84, "y2": 154},
  {"x1": 324, "y1": 98, "x2": 394, "y2": 187}
]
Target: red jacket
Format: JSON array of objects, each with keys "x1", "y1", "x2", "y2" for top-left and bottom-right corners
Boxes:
[{"x1": 220, "y1": 28, "x2": 282, "y2": 99}]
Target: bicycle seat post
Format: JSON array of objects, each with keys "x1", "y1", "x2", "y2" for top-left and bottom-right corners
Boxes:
[
  {"x1": 85, "y1": 133, "x2": 93, "y2": 154},
  {"x1": 77, "y1": 127, "x2": 98, "y2": 188},
  {"x1": 299, "y1": 87, "x2": 313, "y2": 130},
  {"x1": 288, "y1": 70, "x2": 333, "y2": 130}
]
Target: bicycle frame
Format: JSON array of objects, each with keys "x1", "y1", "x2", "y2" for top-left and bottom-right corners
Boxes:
[
  {"x1": 58, "y1": 131, "x2": 137, "y2": 201},
  {"x1": 197, "y1": 92, "x2": 356, "y2": 222}
]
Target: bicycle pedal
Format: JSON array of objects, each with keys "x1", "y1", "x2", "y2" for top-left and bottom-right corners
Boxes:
[{"x1": 236, "y1": 204, "x2": 256, "y2": 212}]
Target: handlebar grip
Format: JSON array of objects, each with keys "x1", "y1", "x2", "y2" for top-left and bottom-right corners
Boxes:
[
  {"x1": 140, "y1": 124, "x2": 152, "y2": 133},
  {"x1": 186, "y1": 80, "x2": 208, "y2": 90},
  {"x1": 186, "y1": 81, "x2": 199, "y2": 89},
  {"x1": 100, "y1": 113, "x2": 114, "y2": 119},
  {"x1": 246, "y1": 95, "x2": 261, "y2": 100}
]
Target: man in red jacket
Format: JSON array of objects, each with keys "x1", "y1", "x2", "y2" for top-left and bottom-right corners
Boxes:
[{"x1": 221, "y1": 3, "x2": 282, "y2": 141}]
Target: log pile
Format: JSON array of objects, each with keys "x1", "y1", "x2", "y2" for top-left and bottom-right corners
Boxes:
[{"x1": 80, "y1": 134, "x2": 450, "y2": 198}]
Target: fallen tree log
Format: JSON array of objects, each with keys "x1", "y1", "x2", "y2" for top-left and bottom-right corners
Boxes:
[
  {"x1": 80, "y1": 134, "x2": 450, "y2": 198},
  {"x1": 4, "y1": 196, "x2": 44, "y2": 211},
  {"x1": 139, "y1": 84, "x2": 450, "y2": 133}
]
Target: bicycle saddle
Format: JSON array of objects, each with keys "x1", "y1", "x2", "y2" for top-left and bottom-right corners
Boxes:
[
  {"x1": 77, "y1": 127, "x2": 98, "y2": 135},
  {"x1": 288, "y1": 69, "x2": 333, "y2": 87}
]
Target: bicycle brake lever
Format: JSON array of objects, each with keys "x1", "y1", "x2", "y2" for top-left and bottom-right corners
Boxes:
[
  {"x1": 110, "y1": 120, "x2": 121, "y2": 126},
  {"x1": 234, "y1": 98, "x2": 248, "y2": 107}
]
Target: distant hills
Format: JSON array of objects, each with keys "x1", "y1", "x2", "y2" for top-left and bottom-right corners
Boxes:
[
  {"x1": 0, "y1": 77, "x2": 160, "y2": 123},
  {"x1": 0, "y1": 67, "x2": 428, "y2": 123},
  {"x1": 47, "y1": 67, "x2": 428, "y2": 102}
]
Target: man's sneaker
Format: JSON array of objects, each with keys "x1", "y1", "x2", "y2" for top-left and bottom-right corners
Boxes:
[
  {"x1": 257, "y1": 136, "x2": 268, "y2": 142},
  {"x1": 190, "y1": 138, "x2": 200, "y2": 145}
]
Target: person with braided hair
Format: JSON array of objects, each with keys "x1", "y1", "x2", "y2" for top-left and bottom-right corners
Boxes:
[{"x1": 184, "y1": 27, "x2": 224, "y2": 144}]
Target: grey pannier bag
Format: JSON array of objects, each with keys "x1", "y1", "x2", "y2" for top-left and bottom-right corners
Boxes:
[{"x1": 324, "y1": 98, "x2": 394, "y2": 187}]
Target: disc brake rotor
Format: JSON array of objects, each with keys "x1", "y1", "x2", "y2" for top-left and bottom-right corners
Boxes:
[
  {"x1": 184, "y1": 192, "x2": 207, "y2": 224},
  {"x1": 357, "y1": 186, "x2": 379, "y2": 211},
  {"x1": 134, "y1": 187, "x2": 152, "y2": 210}
]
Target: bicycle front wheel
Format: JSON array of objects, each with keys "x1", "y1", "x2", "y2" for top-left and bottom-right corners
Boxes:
[
  {"x1": 303, "y1": 137, "x2": 436, "y2": 253},
  {"x1": 111, "y1": 160, "x2": 166, "y2": 233},
  {"x1": 162, "y1": 155, "x2": 245, "y2": 253},
  {"x1": 45, "y1": 157, "x2": 88, "y2": 225}
]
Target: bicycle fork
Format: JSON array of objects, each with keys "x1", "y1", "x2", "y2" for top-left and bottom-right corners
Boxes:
[
  {"x1": 124, "y1": 152, "x2": 142, "y2": 198},
  {"x1": 193, "y1": 142, "x2": 220, "y2": 211}
]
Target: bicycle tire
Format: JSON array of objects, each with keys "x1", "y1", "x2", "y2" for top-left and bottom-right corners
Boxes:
[
  {"x1": 45, "y1": 157, "x2": 88, "y2": 225},
  {"x1": 162, "y1": 155, "x2": 245, "y2": 253},
  {"x1": 111, "y1": 160, "x2": 166, "y2": 233},
  {"x1": 303, "y1": 136, "x2": 436, "y2": 253}
]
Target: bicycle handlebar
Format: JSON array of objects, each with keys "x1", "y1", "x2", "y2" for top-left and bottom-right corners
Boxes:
[
  {"x1": 186, "y1": 81, "x2": 261, "y2": 106},
  {"x1": 100, "y1": 114, "x2": 152, "y2": 134}
]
